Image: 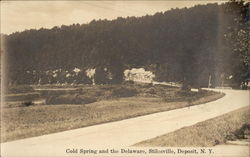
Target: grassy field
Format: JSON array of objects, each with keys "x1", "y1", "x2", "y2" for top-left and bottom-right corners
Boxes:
[
  {"x1": 1, "y1": 83, "x2": 224, "y2": 142},
  {"x1": 134, "y1": 106, "x2": 250, "y2": 147}
]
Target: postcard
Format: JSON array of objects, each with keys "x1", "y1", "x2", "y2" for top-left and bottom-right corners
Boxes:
[{"x1": 1, "y1": 1, "x2": 249, "y2": 157}]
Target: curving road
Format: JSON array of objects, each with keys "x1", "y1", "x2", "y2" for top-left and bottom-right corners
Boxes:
[{"x1": 1, "y1": 89, "x2": 249, "y2": 156}]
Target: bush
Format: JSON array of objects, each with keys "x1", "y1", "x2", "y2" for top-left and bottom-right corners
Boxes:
[
  {"x1": 234, "y1": 124, "x2": 250, "y2": 139},
  {"x1": 181, "y1": 83, "x2": 191, "y2": 92},
  {"x1": 145, "y1": 87, "x2": 157, "y2": 94},
  {"x1": 21, "y1": 101, "x2": 34, "y2": 107}
]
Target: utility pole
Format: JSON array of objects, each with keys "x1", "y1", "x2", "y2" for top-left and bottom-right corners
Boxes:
[{"x1": 208, "y1": 75, "x2": 211, "y2": 88}]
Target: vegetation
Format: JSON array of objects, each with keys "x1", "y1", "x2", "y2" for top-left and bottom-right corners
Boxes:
[
  {"x1": 134, "y1": 106, "x2": 249, "y2": 147},
  {"x1": 37, "y1": 85, "x2": 138, "y2": 105},
  {"x1": 163, "y1": 89, "x2": 218, "y2": 104},
  {"x1": 226, "y1": 124, "x2": 250, "y2": 140},
  {"x1": 4, "y1": 1, "x2": 249, "y2": 88},
  {"x1": 21, "y1": 101, "x2": 35, "y2": 107},
  {"x1": 1, "y1": 84, "x2": 223, "y2": 142},
  {"x1": 4, "y1": 92, "x2": 40, "y2": 101},
  {"x1": 224, "y1": 0, "x2": 250, "y2": 88},
  {"x1": 6, "y1": 85, "x2": 34, "y2": 94},
  {"x1": 4, "y1": 84, "x2": 222, "y2": 107}
]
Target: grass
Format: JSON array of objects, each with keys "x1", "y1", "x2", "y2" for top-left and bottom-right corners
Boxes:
[
  {"x1": 4, "y1": 92, "x2": 41, "y2": 101},
  {"x1": 5, "y1": 84, "x2": 216, "y2": 107},
  {"x1": 1, "y1": 84, "x2": 224, "y2": 142},
  {"x1": 6, "y1": 85, "x2": 34, "y2": 94},
  {"x1": 37, "y1": 85, "x2": 138, "y2": 105},
  {"x1": 134, "y1": 106, "x2": 250, "y2": 147}
]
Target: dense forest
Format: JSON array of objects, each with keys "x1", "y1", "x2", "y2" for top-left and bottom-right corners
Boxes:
[{"x1": 3, "y1": 1, "x2": 250, "y2": 88}]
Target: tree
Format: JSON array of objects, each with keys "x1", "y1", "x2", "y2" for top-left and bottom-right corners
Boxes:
[
  {"x1": 224, "y1": 0, "x2": 250, "y2": 87},
  {"x1": 6, "y1": 2, "x2": 246, "y2": 87}
]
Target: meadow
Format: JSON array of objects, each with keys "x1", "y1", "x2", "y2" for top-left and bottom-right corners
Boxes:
[{"x1": 1, "y1": 83, "x2": 224, "y2": 142}]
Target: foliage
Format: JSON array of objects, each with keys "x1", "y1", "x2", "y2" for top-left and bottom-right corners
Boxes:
[
  {"x1": 5, "y1": 2, "x2": 248, "y2": 87},
  {"x1": 21, "y1": 101, "x2": 34, "y2": 107},
  {"x1": 224, "y1": 0, "x2": 250, "y2": 86}
]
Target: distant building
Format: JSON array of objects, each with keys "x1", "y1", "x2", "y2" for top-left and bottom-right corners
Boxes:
[{"x1": 124, "y1": 68, "x2": 155, "y2": 83}]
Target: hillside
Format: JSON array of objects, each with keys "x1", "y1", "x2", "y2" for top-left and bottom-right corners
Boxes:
[{"x1": 4, "y1": 1, "x2": 249, "y2": 87}]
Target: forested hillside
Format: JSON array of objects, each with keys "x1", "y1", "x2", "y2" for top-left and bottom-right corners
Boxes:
[{"x1": 4, "y1": 1, "x2": 249, "y2": 87}]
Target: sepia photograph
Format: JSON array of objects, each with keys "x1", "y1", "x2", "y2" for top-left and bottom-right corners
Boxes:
[{"x1": 0, "y1": 0, "x2": 249, "y2": 156}]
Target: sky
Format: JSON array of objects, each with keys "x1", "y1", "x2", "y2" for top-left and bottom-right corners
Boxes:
[{"x1": 1, "y1": 1, "x2": 228, "y2": 35}]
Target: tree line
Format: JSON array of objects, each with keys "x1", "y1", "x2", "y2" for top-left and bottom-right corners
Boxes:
[{"x1": 4, "y1": 1, "x2": 249, "y2": 88}]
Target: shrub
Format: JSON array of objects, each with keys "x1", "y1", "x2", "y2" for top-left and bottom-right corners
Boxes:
[
  {"x1": 181, "y1": 83, "x2": 191, "y2": 91},
  {"x1": 145, "y1": 87, "x2": 157, "y2": 94},
  {"x1": 21, "y1": 101, "x2": 34, "y2": 107},
  {"x1": 234, "y1": 124, "x2": 250, "y2": 139}
]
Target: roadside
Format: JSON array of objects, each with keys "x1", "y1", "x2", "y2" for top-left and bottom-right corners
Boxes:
[{"x1": 134, "y1": 106, "x2": 249, "y2": 147}]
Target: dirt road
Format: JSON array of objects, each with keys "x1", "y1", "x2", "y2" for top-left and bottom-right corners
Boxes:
[{"x1": 1, "y1": 89, "x2": 249, "y2": 156}]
